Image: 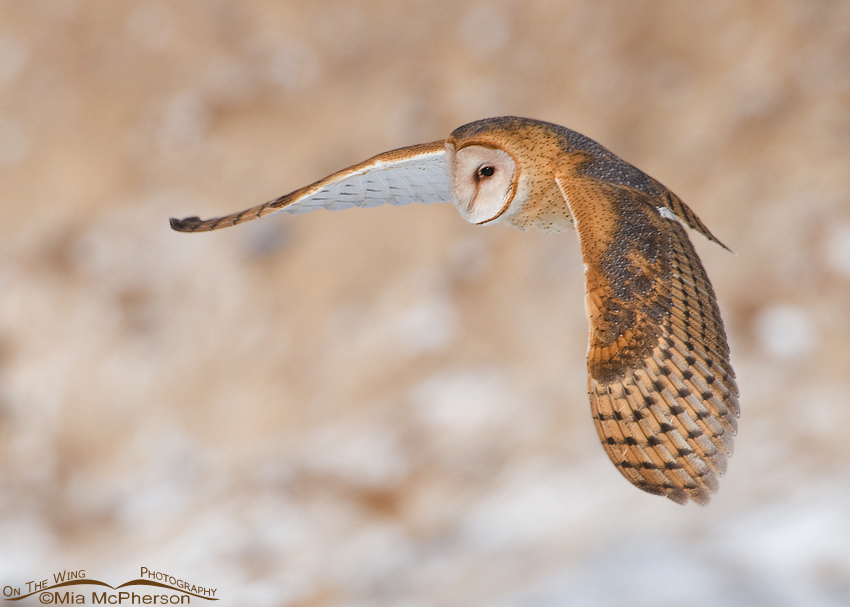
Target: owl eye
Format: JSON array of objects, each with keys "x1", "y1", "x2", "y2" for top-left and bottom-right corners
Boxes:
[{"x1": 478, "y1": 165, "x2": 496, "y2": 178}]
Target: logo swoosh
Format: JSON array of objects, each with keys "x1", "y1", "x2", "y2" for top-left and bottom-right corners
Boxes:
[
  {"x1": 6, "y1": 580, "x2": 114, "y2": 601},
  {"x1": 115, "y1": 580, "x2": 219, "y2": 601}
]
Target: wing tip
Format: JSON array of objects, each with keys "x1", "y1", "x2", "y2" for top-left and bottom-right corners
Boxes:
[
  {"x1": 170, "y1": 216, "x2": 203, "y2": 232},
  {"x1": 636, "y1": 480, "x2": 711, "y2": 506},
  {"x1": 711, "y1": 235, "x2": 735, "y2": 255},
  {"x1": 666, "y1": 488, "x2": 690, "y2": 505}
]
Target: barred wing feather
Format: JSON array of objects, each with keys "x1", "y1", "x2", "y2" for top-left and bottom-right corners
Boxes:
[{"x1": 170, "y1": 141, "x2": 449, "y2": 232}]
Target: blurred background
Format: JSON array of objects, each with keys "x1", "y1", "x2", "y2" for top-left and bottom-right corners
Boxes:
[{"x1": 1, "y1": 1, "x2": 849, "y2": 605}]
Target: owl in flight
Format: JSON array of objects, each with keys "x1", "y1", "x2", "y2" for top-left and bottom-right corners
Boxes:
[{"x1": 171, "y1": 117, "x2": 739, "y2": 505}]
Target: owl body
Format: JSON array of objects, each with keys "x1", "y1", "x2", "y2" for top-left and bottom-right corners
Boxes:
[{"x1": 171, "y1": 116, "x2": 739, "y2": 505}]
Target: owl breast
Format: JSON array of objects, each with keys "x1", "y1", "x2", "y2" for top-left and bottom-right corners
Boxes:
[{"x1": 500, "y1": 174, "x2": 575, "y2": 234}]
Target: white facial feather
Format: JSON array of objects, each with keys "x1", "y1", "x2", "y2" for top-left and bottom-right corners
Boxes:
[{"x1": 446, "y1": 144, "x2": 516, "y2": 224}]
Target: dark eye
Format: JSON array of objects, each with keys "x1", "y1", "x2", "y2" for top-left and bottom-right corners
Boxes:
[{"x1": 478, "y1": 165, "x2": 495, "y2": 178}]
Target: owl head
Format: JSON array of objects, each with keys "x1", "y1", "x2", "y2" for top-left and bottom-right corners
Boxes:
[{"x1": 445, "y1": 116, "x2": 556, "y2": 225}]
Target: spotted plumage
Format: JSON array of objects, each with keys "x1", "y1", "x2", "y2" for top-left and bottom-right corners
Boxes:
[{"x1": 171, "y1": 116, "x2": 739, "y2": 505}]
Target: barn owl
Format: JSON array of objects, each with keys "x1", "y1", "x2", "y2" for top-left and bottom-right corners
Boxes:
[{"x1": 171, "y1": 116, "x2": 739, "y2": 505}]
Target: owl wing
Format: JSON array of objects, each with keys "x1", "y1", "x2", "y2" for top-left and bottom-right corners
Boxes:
[
  {"x1": 555, "y1": 175, "x2": 739, "y2": 505},
  {"x1": 170, "y1": 141, "x2": 450, "y2": 232}
]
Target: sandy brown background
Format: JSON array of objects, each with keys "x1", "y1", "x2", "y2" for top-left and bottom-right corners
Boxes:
[{"x1": 1, "y1": 1, "x2": 849, "y2": 605}]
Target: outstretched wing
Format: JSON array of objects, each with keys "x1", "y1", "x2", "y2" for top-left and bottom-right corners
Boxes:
[
  {"x1": 556, "y1": 174, "x2": 739, "y2": 505},
  {"x1": 170, "y1": 141, "x2": 450, "y2": 232}
]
